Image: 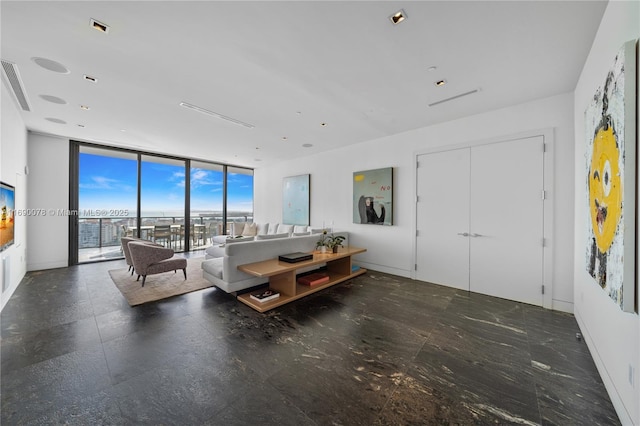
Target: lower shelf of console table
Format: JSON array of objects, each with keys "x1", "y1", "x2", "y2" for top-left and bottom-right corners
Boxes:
[{"x1": 236, "y1": 246, "x2": 367, "y2": 312}]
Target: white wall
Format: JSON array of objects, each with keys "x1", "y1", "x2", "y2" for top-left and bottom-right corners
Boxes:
[
  {"x1": 573, "y1": 1, "x2": 639, "y2": 424},
  {"x1": 0, "y1": 82, "x2": 28, "y2": 311},
  {"x1": 26, "y1": 133, "x2": 69, "y2": 271},
  {"x1": 255, "y1": 91, "x2": 576, "y2": 312}
]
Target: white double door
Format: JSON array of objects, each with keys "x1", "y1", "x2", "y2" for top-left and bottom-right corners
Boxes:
[{"x1": 415, "y1": 136, "x2": 545, "y2": 306}]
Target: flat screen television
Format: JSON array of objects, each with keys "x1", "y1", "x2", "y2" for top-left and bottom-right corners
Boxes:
[{"x1": 0, "y1": 182, "x2": 15, "y2": 252}]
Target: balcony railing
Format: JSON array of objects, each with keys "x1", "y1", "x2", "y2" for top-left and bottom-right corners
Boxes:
[{"x1": 78, "y1": 214, "x2": 253, "y2": 261}]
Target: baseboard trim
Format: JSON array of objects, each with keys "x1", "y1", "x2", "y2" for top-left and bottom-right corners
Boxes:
[
  {"x1": 575, "y1": 310, "x2": 632, "y2": 426},
  {"x1": 551, "y1": 299, "x2": 573, "y2": 313},
  {"x1": 354, "y1": 262, "x2": 410, "y2": 278},
  {"x1": 27, "y1": 260, "x2": 67, "y2": 271}
]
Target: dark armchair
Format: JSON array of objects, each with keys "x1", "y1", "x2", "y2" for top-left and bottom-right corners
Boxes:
[
  {"x1": 121, "y1": 237, "x2": 163, "y2": 275},
  {"x1": 127, "y1": 241, "x2": 187, "y2": 287}
]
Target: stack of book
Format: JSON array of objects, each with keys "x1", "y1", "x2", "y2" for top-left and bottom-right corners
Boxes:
[
  {"x1": 297, "y1": 272, "x2": 330, "y2": 286},
  {"x1": 250, "y1": 289, "x2": 280, "y2": 303}
]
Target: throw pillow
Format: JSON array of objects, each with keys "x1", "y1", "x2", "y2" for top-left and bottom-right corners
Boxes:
[
  {"x1": 277, "y1": 224, "x2": 294, "y2": 236},
  {"x1": 256, "y1": 223, "x2": 269, "y2": 235},
  {"x1": 293, "y1": 225, "x2": 309, "y2": 233},
  {"x1": 242, "y1": 222, "x2": 257, "y2": 236},
  {"x1": 267, "y1": 223, "x2": 280, "y2": 235}
]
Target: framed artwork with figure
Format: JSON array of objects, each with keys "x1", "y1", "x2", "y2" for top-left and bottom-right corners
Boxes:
[{"x1": 353, "y1": 167, "x2": 393, "y2": 226}]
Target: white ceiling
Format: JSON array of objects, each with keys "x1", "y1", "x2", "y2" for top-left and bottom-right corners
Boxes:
[{"x1": 1, "y1": 1, "x2": 607, "y2": 168}]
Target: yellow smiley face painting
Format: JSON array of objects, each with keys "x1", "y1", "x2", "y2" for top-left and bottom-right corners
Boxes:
[
  {"x1": 588, "y1": 125, "x2": 622, "y2": 254},
  {"x1": 583, "y1": 40, "x2": 635, "y2": 312}
]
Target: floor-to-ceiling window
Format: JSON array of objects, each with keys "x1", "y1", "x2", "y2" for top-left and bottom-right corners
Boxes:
[
  {"x1": 226, "y1": 166, "x2": 254, "y2": 236},
  {"x1": 189, "y1": 161, "x2": 224, "y2": 251},
  {"x1": 76, "y1": 146, "x2": 138, "y2": 263},
  {"x1": 71, "y1": 142, "x2": 253, "y2": 264},
  {"x1": 140, "y1": 155, "x2": 186, "y2": 251}
]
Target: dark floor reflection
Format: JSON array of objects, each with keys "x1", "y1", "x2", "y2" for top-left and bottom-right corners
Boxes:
[{"x1": 1, "y1": 260, "x2": 619, "y2": 425}]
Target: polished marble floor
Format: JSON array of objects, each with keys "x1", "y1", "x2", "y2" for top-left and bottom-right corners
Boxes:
[{"x1": 1, "y1": 259, "x2": 619, "y2": 425}]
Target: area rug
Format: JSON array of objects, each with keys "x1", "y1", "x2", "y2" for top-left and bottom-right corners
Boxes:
[{"x1": 109, "y1": 257, "x2": 213, "y2": 306}]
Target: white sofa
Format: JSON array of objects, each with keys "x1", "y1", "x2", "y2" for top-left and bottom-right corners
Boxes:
[
  {"x1": 201, "y1": 233, "x2": 324, "y2": 293},
  {"x1": 206, "y1": 222, "x2": 336, "y2": 259},
  {"x1": 211, "y1": 222, "x2": 315, "y2": 244}
]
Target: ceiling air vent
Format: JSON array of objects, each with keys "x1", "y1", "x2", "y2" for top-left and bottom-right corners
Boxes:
[
  {"x1": 428, "y1": 89, "x2": 479, "y2": 107},
  {"x1": 1, "y1": 60, "x2": 31, "y2": 111}
]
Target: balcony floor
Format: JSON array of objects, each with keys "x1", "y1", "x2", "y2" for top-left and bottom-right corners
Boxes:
[{"x1": 79, "y1": 239, "x2": 210, "y2": 263}]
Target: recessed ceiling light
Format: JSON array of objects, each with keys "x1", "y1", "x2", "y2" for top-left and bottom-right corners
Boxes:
[
  {"x1": 427, "y1": 66, "x2": 437, "y2": 72},
  {"x1": 302, "y1": 143, "x2": 313, "y2": 148},
  {"x1": 31, "y1": 57, "x2": 70, "y2": 74},
  {"x1": 80, "y1": 105, "x2": 90, "y2": 110},
  {"x1": 39, "y1": 94, "x2": 67, "y2": 104},
  {"x1": 389, "y1": 9, "x2": 407, "y2": 25},
  {"x1": 77, "y1": 124, "x2": 85, "y2": 128},
  {"x1": 83, "y1": 75, "x2": 97, "y2": 83},
  {"x1": 282, "y1": 137, "x2": 288, "y2": 140},
  {"x1": 90, "y1": 18, "x2": 110, "y2": 33},
  {"x1": 45, "y1": 117, "x2": 66, "y2": 124},
  {"x1": 435, "y1": 79, "x2": 447, "y2": 87},
  {"x1": 320, "y1": 123, "x2": 327, "y2": 127}
]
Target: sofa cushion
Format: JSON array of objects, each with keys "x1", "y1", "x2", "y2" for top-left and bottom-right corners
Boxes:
[
  {"x1": 228, "y1": 236, "x2": 254, "y2": 243},
  {"x1": 293, "y1": 225, "x2": 309, "y2": 233},
  {"x1": 292, "y1": 232, "x2": 310, "y2": 236},
  {"x1": 276, "y1": 224, "x2": 294, "y2": 236},
  {"x1": 201, "y1": 257, "x2": 223, "y2": 279},
  {"x1": 241, "y1": 222, "x2": 258, "y2": 236},
  {"x1": 267, "y1": 223, "x2": 280, "y2": 234},
  {"x1": 204, "y1": 244, "x2": 226, "y2": 259},
  {"x1": 256, "y1": 232, "x2": 289, "y2": 240},
  {"x1": 310, "y1": 228, "x2": 325, "y2": 234},
  {"x1": 254, "y1": 223, "x2": 266, "y2": 235}
]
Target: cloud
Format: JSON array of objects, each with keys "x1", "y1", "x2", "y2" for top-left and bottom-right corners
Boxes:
[
  {"x1": 192, "y1": 170, "x2": 208, "y2": 181},
  {"x1": 79, "y1": 176, "x2": 133, "y2": 191},
  {"x1": 191, "y1": 169, "x2": 223, "y2": 189}
]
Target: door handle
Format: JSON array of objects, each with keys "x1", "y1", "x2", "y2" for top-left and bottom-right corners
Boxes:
[
  {"x1": 470, "y1": 233, "x2": 484, "y2": 237},
  {"x1": 457, "y1": 232, "x2": 469, "y2": 237}
]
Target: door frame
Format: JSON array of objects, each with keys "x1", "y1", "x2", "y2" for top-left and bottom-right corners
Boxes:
[{"x1": 412, "y1": 128, "x2": 555, "y2": 309}]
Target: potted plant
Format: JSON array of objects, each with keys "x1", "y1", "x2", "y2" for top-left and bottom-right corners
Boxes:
[
  {"x1": 326, "y1": 234, "x2": 345, "y2": 253},
  {"x1": 316, "y1": 230, "x2": 329, "y2": 253}
]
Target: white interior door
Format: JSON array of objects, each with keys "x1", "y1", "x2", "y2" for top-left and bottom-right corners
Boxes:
[
  {"x1": 469, "y1": 136, "x2": 544, "y2": 305},
  {"x1": 416, "y1": 148, "x2": 470, "y2": 290}
]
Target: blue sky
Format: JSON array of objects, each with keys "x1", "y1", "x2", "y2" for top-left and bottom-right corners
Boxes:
[
  {"x1": 79, "y1": 153, "x2": 253, "y2": 215},
  {"x1": 1, "y1": 183, "x2": 15, "y2": 210}
]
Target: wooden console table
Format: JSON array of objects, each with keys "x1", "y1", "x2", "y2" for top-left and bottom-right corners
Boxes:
[{"x1": 237, "y1": 246, "x2": 367, "y2": 312}]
